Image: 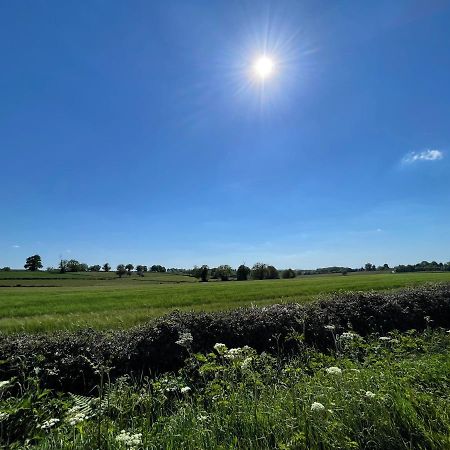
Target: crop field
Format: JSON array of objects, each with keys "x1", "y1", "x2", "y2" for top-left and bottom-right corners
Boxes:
[{"x1": 0, "y1": 270, "x2": 449, "y2": 333}]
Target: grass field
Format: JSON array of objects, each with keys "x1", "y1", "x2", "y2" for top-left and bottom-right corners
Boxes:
[{"x1": 1, "y1": 270, "x2": 449, "y2": 333}]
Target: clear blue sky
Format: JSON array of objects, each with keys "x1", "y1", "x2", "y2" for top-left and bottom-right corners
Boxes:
[{"x1": 1, "y1": 0, "x2": 449, "y2": 270}]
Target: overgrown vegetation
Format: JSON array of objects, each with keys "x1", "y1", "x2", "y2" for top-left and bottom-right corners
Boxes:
[
  {"x1": 0, "y1": 328, "x2": 449, "y2": 449},
  {"x1": 1, "y1": 283, "x2": 449, "y2": 394}
]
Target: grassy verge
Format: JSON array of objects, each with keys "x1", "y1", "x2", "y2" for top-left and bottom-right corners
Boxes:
[{"x1": 1, "y1": 329, "x2": 449, "y2": 449}]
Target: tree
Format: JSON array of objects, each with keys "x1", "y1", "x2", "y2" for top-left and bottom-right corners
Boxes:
[
  {"x1": 125, "y1": 264, "x2": 134, "y2": 276},
  {"x1": 150, "y1": 265, "x2": 166, "y2": 273},
  {"x1": 216, "y1": 265, "x2": 233, "y2": 281},
  {"x1": 1, "y1": 267, "x2": 11, "y2": 272},
  {"x1": 102, "y1": 263, "x2": 111, "y2": 272},
  {"x1": 236, "y1": 264, "x2": 251, "y2": 281},
  {"x1": 251, "y1": 262, "x2": 267, "y2": 280},
  {"x1": 266, "y1": 265, "x2": 279, "y2": 279},
  {"x1": 24, "y1": 255, "x2": 42, "y2": 271},
  {"x1": 136, "y1": 265, "x2": 147, "y2": 277},
  {"x1": 88, "y1": 265, "x2": 101, "y2": 272},
  {"x1": 59, "y1": 259, "x2": 68, "y2": 274},
  {"x1": 192, "y1": 265, "x2": 209, "y2": 282},
  {"x1": 364, "y1": 263, "x2": 375, "y2": 271},
  {"x1": 281, "y1": 268, "x2": 296, "y2": 279},
  {"x1": 116, "y1": 264, "x2": 127, "y2": 278}
]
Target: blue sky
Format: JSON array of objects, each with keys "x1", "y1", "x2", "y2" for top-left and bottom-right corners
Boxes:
[{"x1": 1, "y1": 0, "x2": 449, "y2": 270}]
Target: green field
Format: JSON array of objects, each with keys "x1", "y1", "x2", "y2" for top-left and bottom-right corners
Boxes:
[{"x1": 0, "y1": 270, "x2": 449, "y2": 333}]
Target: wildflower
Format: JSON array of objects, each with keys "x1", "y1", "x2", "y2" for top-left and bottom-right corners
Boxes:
[
  {"x1": 324, "y1": 325, "x2": 335, "y2": 331},
  {"x1": 224, "y1": 348, "x2": 242, "y2": 360},
  {"x1": 197, "y1": 414, "x2": 209, "y2": 421},
  {"x1": 365, "y1": 391, "x2": 376, "y2": 399},
  {"x1": 67, "y1": 412, "x2": 88, "y2": 426},
  {"x1": 175, "y1": 332, "x2": 193, "y2": 348},
  {"x1": 326, "y1": 366, "x2": 342, "y2": 375},
  {"x1": 0, "y1": 412, "x2": 9, "y2": 421},
  {"x1": 379, "y1": 336, "x2": 391, "y2": 341},
  {"x1": 311, "y1": 402, "x2": 325, "y2": 412},
  {"x1": 0, "y1": 380, "x2": 10, "y2": 389},
  {"x1": 180, "y1": 386, "x2": 191, "y2": 394},
  {"x1": 340, "y1": 332, "x2": 357, "y2": 340},
  {"x1": 115, "y1": 430, "x2": 143, "y2": 448},
  {"x1": 213, "y1": 343, "x2": 227, "y2": 355},
  {"x1": 241, "y1": 357, "x2": 253, "y2": 370},
  {"x1": 39, "y1": 418, "x2": 60, "y2": 430}
]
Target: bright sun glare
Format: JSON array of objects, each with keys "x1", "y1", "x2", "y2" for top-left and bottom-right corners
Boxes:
[{"x1": 253, "y1": 56, "x2": 274, "y2": 79}]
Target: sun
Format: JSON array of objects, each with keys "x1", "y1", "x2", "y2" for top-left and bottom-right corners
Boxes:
[{"x1": 253, "y1": 56, "x2": 274, "y2": 79}]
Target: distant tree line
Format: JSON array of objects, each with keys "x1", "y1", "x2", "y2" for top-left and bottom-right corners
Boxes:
[{"x1": 11, "y1": 255, "x2": 450, "y2": 278}]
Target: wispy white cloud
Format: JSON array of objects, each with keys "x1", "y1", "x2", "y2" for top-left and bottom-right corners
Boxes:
[
  {"x1": 402, "y1": 149, "x2": 444, "y2": 164},
  {"x1": 11, "y1": 245, "x2": 20, "y2": 248}
]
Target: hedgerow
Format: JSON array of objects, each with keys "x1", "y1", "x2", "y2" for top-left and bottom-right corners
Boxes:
[{"x1": 0, "y1": 283, "x2": 449, "y2": 393}]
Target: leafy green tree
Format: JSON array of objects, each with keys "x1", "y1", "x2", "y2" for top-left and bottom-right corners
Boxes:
[
  {"x1": 59, "y1": 259, "x2": 68, "y2": 274},
  {"x1": 116, "y1": 264, "x2": 127, "y2": 278},
  {"x1": 236, "y1": 264, "x2": 251, "y2": 281},
  {"x1": 150, "y1": 265, "x2": 166, "y2": 273},
  {"x1": 88, "y1": 265, "x2": 101, "y2": 272},
  {"x1": 24, "y1": 255, "x2": 42, "y2": 271},
  {"x1": 251, "y1": 262, "x2": 267, "y2": 280},
  {"x1": 281, "y1": 268, "x2": 296, "y2": 279},
  {"x1": 125, "y1": 264, "x2": 134, "y2": 276},
  {"x1": 136, "y1": 265, "x2": 147, "y2": 276},
  {"x1": 1, "y1": 267, "x2": 11, "y2": 272},
  {"x1": 216, "y1": 265, "x2": 233, "y2": 281},
  {"x1": 102, "y1": 263, "x2": 111, "y2": 272},
  {"x1": 266, "y1": 265, "x2": 279, "y2": 279},
  {"x1": 192, "y1": 265, "x2": 209, "y2": 282}
]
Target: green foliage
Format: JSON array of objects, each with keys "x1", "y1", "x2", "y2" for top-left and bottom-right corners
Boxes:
[
  {"x1": 1, "y1": 284, "x2": 449, "y2": 394},
  {"x1": 1, "y1": 330, "x2": 449, "y2": 449},
  {"x1": 150, "y1": 265, "x2": 166, "y2": 273},
  {"x1": 24, "y1": 254, "x2": 42, "y2": 271},
  {"x1": 116, "y1": 264, "x2": 127, "y2": 278},
  {"x1": 282, "y1": 268, "x2": 296, "y2": 279},
  {"x1": 102, "y1": 263, "x2": 111, "y2": 272},
  {"x1": 215, "y1": 265, "x2": 233, "y2": 281},
  {"x1": 236, "y1": 264, "x2": 251, "y2": 281}
]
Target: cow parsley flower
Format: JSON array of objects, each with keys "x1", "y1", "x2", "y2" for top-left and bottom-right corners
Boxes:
[
  {"x1": 241, "y1": 357, "x2": 253, "y2": 370},
  {"x1": 340, "y1": 332, "x2": 357, "y2": 340},
  {"x1": 67, "y1": 412, "x2": 88, "y2": 426},
  {"x1": 213, "y1": 343, "x2": 227, "y2": 355},
  {"x1": 116, "y1": 430, "x2": 143, "y2": 448},
  {"x1": 326, "y1": 366, "x2": 342, "y2": 375},
  {"x1": 311, "y1": 402, "x2": 325, "y2": 412},
  {"x1": 180, "y1": 386, "x2": 191, "y2": 394},
  {"x1": 176, "y1": 332, "x2": 193, "y2": 348},
  {"x1": 379, "y1": 336, "x2": 391, "y2": 341},
  {"x1": 365, "y1": 391, "x2": 376, "y2": 399},
  {"x1": 324, "y1": 325, "x2": 335, "y2": 331},
  {"x1": 0, "y1": 412, "x2": 9, "y2": 421},
  {"x1": 39, "y1": 418, "x2": 60, "y2": 430}
]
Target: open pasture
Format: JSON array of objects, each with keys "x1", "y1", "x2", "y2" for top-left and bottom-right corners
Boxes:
[{"x1": 0, "y1": 271, "x2": 449, "y2": 333}]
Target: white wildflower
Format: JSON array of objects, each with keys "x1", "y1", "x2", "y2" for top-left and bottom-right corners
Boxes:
[
  {"x1": 0, "y1": 412, "x2": 9, "y2": 421},
  {"x1": 324, "y1": 325, "x2": 335, "y2": 331},
  {"x1": 311, "y1": 402, "x2": 325, "y2": 412},
  {"x1": 379, "y1": 336, "x2": 391, "y2": 341},
  {"x1": 326, "y1": 366, "x2": 342, "y2": 375},
  {"x1": 39, "y1": 418, "x2": 60, "y2": 430},
  {"x1": 115, "y1": 430, "x2": 143, "y2": 448},
  {"x1": 180, "y1": 386, "x2": 191, "y2": 394},
  {"x1": 0, "y1": 380, "x2": 10, "y2": 389},
  {"x1": 365, "y1": 391, "x2": 376, "y2": 399},
  {"x1": 340, "y1": 332, "x2": 357, "y2": 340},
  {"x1": 197, "y1": 414, "x2": 209, "y2": 421},
  {"x1": 241, "y1": 357, "x2": 253, "y2": 370},
  {"x1": 213, "y1": 343, "x2": 227, "y2": 355},
  {"x1": 224, "y1": 348, "x2": 242, "y2": 360},
  {"x1": 67, "y1": 412, "x2": 88, "y2": 426},
  {"x1": 175, "y1": 332, "x2": 193, "y2": 348}
]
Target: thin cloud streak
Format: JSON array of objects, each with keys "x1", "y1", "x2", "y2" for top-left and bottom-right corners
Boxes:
[{"x1": 402, "y1": 149, "x2": 444, "y2": 164}]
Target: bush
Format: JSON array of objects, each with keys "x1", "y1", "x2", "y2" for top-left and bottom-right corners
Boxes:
[{"x1": 0, "y1": 283, "x2": 449, "y2": 394}]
